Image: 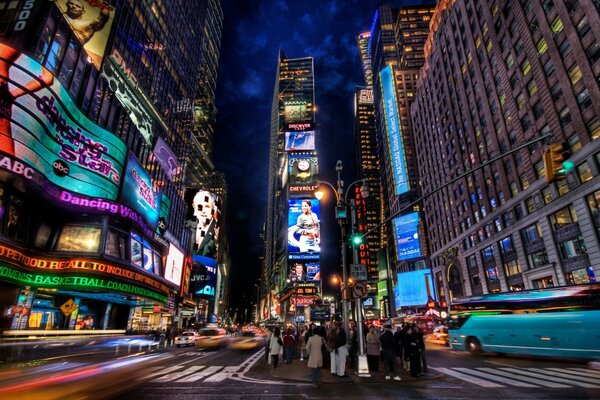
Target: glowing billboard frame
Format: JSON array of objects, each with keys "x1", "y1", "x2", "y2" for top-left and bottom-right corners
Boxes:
[
  {"x1": 380, "y1": 65, "x2": 409, "y2": 195},
  {"x1": 287, "y1": 199, "x2": 321, "y2": 254},
  {"x1": 393, "y1": 269, "x2": 436, "y2": 308},
  {"x1": 393, "y1": 212, "x2": 422, "y2": 261}
]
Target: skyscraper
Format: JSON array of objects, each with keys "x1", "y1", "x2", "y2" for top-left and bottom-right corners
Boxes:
[
  {"x1": 262, "y1": 51, "x2": 318, "y2": 323},
  {"x1": 411, "y1": 0, "x2": 600, "y2": 301}
]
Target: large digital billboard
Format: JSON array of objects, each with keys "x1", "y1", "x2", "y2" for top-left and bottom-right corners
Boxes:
[
  {"x1": 380, "y1": 65, "x2": 409, "y2": 195},
  {"x1": 153, "y1": 137, "x2": 181, "y2": 179},
  {"x1": 119, "y1": 153, "x2": 161, "y2": 230},
  {"x1": 283, "y1": 101, "x2": 310, "y2": 123},
  {"x1": 393, "y1": 212, "x2": 422, "y2": 261},
  {"x1": 164, "y1": 243, "x2": 184, "y2": 286},
  {"x1": 288, "y1": 154, "x2": 318, "y2": 187},
  {"x1": 0, "y1": 43, "x2": 127, "y2": 199},
  {"x1": 288, "y1": 199, "x2": 320, "y2": 254},
  {"x1": 393, "y1": 269, "x2": 436, "y2": 308},
  {"x1": 54, "y1": 0, "x2": 116, "y2": 69},
  {"x1": 187, "y1": 189, "x2": 220, "y2": 260},
  {"x1": 190, "y1": 255, "x2": 217, "y2": 298},
  {"x1": 288, "y1": 260, "x2": 321, "y2": 282},
  {"x1": 285, "y1": 130, "x2": 315, "y2": 151}
]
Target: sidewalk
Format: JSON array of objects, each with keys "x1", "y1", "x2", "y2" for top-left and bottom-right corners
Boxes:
[{"x1": 271, "y1": 357, "x2": 442, "y2": 384}]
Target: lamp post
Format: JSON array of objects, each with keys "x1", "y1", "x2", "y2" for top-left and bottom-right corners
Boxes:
[{"x1": 315, "y1": 160, "x2": 370, "y2": 376}]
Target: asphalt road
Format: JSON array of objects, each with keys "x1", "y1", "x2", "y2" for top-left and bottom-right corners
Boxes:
[{"x1": 112, "y1": 343, "x2": 599, "y2": 400}]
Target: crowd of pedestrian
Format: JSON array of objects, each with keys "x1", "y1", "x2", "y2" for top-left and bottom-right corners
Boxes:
[{"x1": 263, "y1": 320, "x2": 427, "y2": 386}]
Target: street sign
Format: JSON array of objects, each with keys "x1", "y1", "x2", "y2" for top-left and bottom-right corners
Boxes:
[
  {"x1": 352, "y1": 282, "x2": 368, "y2": 299},
  {"x1": 350, "y1": 264, "x2": 367, "y2": 281},
  {"x1": 60, "y1": 298, "x2": 78, "y2": 316}
]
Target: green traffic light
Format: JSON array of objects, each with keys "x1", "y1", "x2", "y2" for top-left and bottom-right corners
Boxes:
[
  {"x1": 352, "y1": 235, "x2": 363, "y2": 245},
  {"x1": 561, "y1": 160, "x2": 575, "y2": 173}
]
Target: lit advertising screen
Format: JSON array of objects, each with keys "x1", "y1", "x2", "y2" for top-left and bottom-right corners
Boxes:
[
  {"x1": 187, "y1": 189, "x2": 220, "y2": 260},
  {"x1": 285, "y1": 130, "x2": 315, "y2": 151},
  {"x1": 283, "y1": 101, "x2": 309, "y2": 123},
  {"x1": 288, "y1": 154, "x2": 318, "y2": 187},
  {"x1": 393, "y1": 212, "x2": 422, "y2": 261},
  {"x1": 190, "y1": 255, "x2": 217, "y2": 298},
  {"x1": 164, "y1": 243, "x2": 184, "y2": 286},
  {"x1": 380, "y1": 65, "x2": 409, "y2": 195},
  {"x1": 288, "y1": 259, "x2": 320, "y2": 283},
  {"x1": 119, "y1": 153, "x2": 161, "y2": 229},
  {"x1": 288, "y1": 199, "x2": 320, "y2": 254},
  {"x1": 393, "y1": 269, "x2": 436, "y2": 308},
  {"x1": 0, "y1": 43, "x2": 127, "y2": 200},
  {"x1": 153, "y1": 137, "x2": 181, "y2": 179},
  {"x1": 54, "y1": 0, "x2": 116, "y2": 69}
]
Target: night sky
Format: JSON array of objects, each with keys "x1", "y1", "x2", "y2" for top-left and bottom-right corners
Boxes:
[{"x1": 212, "y1": 0, "x2": 386, "y2": 316}]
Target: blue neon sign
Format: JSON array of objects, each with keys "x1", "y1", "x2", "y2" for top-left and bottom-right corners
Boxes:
[
  {"x1": 393, "y1": 212, "x2": 421, "y2": 261},
  {"x1": 380, "y1": 65, "x2": 409, "y2": 195}
]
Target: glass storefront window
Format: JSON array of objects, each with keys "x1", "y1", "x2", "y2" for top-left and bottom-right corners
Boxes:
[
  {"x1": 504, "y1": 259, "x2": 522, "y2": 276},
  {"x1": 566, "y1": 268, "x2": 590, "y2": 285},
  {"x1": 56, "y1": 225, "x2": 101, "y2": 252},
  {"x1": 130, "y1": 233, "x2": 143, "y2": 267},
  {"x1": 557, "y1": 235, "x2": 587, "y2": 260}
]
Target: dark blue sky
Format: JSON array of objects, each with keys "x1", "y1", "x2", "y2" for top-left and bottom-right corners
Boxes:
[{"x1": 212, "y1": 0, "x2": 384, "y2": 311}]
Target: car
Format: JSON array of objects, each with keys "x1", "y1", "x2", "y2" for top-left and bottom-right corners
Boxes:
[
  {"x1": 426, "y1": 325, "x2": 449, "y2": 346},
  {"x1": 228, "y1": 331, "x2": 263, "y2": 351},
  {"x1": 174, "y1": 331, "x2": 199, "y2": 347},
  {"x1": 196, "y1": 328, "x2": 227, "y2": 349}
]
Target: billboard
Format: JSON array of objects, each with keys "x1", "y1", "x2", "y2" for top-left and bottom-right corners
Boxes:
[
  {"x1": 380, "y1": 65, "x2": 409, "y2": 195},
  {"x1": 190, "y1": 254, "x2": 217, "y2": 298},
  {"x1": 164, "y1": 243, "x2": 184, "y2": 286},
  {"x1": 288, "y1": 199, "x2": 320, "y2": 254},
  {"x1": 285, "y1": 130, "x2": 315, "y2": 151},
  {"x1": 358, "y1": 87, "x2": 373, "y2": 104},
  {"x1": 393, "y1": 269, "x2": 436, "y2": 308},
  {"x1": 288, "y1": 154, "x2": 318, "y2": 187},
  {"x1": 119, "y1": 153, "x2": 161, "y2": 229},
  {"x1": 393, "y1": 212, "x2": 422, "y2": 261},
  {"x1": 0, "y1": 43, "x2": 126, "y2": 199},
  {"x1": 101, "y1": 54, "x2": 154, "y2": 144},
  {"x1": 54, "y1": 0, "x2": 116, "y2": 69},
  {"x1": 153, "y1": 137, "x2": 181, "y2": 179},
  {"x1": 283, "y1": 101, "x2": 310, "y2": 123},
  {"x1": 288, "y1": 260, "x2": 321, "y2": 282},
  {"x1": 187, "y1": 189, "x2": 220, "y2": 259}
]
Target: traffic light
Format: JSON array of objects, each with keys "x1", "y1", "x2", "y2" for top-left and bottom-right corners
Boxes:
[
  {"x1": 351, "y1": 233, "x2": 363, "y2": 246},
  {"x1": 543, "y1": 142, "x2": 573, "y2": 183}
]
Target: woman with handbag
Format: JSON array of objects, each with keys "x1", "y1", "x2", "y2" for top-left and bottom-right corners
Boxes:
[{"x1": 306, "y1": 325, "x2": 326, "y2": 386}]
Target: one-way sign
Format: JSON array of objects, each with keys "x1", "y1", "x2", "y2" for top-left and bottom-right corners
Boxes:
[{"x1": 350, "y1": 264, "x2": 367, "y2": 281}]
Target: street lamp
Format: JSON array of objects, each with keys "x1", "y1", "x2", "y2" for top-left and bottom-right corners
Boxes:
[{"x1": 315, "y1": 160, "x2": 370, "y2": 377}]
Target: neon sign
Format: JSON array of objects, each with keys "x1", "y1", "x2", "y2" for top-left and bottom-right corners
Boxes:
[{"x1": 0, "y1": 265, "x2": 167, "y2": 302}]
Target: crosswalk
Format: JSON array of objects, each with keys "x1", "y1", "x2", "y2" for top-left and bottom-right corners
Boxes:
[
  {"x1": 431, "y1": 366, "x2": 600, "y2": 388},
  {"x1": 146, "y1": 364, "x2": 241, "y2": 383}
]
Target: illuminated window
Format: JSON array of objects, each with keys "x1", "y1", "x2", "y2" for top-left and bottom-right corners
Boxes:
[
  {"x1": 521, "y1": 59, "x2": 531, "y2": 75},
  {"x1": 568, "y1": 65, "x2": 582, "y2": 84},
  {"x1": 551, "y1": 17, "x2": 564, "y2": 33},
  {"x1": 527, "y1": 79, "x2": 538, "y2": 96},
  {"x1": 577, "y1": 16, "x2": 591, "y2": 37},
  {"x1": 56, "y1": 225, "x2": 101, "y2": 252},
  {"x1": 587, "y1": 117, "x2": 600, "y2": 140},
  {"x1": 577, "y1": 162, "x2": 593, "y2": 183},
  {"x1": 536, "y1": 38, "x2": 548, "y2": 54}
]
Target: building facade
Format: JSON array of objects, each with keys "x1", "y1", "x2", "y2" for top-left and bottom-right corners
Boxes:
[
  {"x1": 0, "y1": 0, "x2": 223, "y2": 333},
  {"x1": 262, "y1": 51, "x2": 320, "y2": 324},
  {"x1": 411, "y1": 0, "x2": 600, "y2": 303}
]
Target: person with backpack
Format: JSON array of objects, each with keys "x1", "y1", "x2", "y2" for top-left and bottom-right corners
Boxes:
[{"x1": 283, "y1": 328, "x2": 296, "y2": 364}]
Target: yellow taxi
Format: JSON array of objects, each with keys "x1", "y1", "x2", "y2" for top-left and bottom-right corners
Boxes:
[
  {"x1": 228, "y1": 331, "x2": 263, "y2": 351},
  {"x1": 196, "y1": 327, "x2": 227, "y2": 349}
]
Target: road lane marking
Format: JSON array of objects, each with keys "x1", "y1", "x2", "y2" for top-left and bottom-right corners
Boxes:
[
  {"x1": 526, "y1": 368, "x2": 600, "y2": 388},
  {"x1": 152, "y1": 366, "x2": 204, "y2": 382},
  {"x1": 477, "y1": 368, "x2": 568, "y2": 388},
  {"x1": 176, "y1": 366, "x2": 222, "y2": 382},
  {"x1": 453, "y1": 368, "x2": 538, "y2": 387},
  {"x1": 145, "y1": 365, "x2": 185, "y2": 379},
  {"x1": 499, "y1": 368, "x2": 571, "y2": 388},
  {"x1": 432, "y1": 367, "x2": 504, "y2": 387},
  {"x1": 566, "y1": 368, "x2": 600, "y2": 376},
  {"x1": 549, "y1": 368, "x2": 600, "y2": 379}
]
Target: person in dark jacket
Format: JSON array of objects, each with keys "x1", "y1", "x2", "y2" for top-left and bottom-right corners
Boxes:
[
  {"x1": 379, "y1": 325, "x2": 401, "y2": 380},
  {"x1": 348, "y1": 324, "x2": 358, "y2": 369},
  {"x1": 417, "y1": 325, "x2": 428, "y2": 373},
  {"x1": 408, "y1": 324, "x2": 422, "y2": 377}
]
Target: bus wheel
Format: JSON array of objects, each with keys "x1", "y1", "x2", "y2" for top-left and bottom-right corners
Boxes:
[{"x1": 466, "y1": 337, "x2": 482, "y2": 355}]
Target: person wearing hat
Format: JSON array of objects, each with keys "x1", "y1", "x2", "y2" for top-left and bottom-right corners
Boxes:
[{"x1": 379, "y1": 324, "x2": 401, "y2": 380}]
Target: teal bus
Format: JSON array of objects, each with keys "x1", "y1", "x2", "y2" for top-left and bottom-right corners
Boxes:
[{"x1": 448, "y1": 283, "x2": 600, "y2": 360}]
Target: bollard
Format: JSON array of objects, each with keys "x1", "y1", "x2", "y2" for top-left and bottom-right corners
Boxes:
[
  {"x1": 128, "y1": 344, "x2": 131, "y2": 353},
  {"x1": 139, "y1": 343, "x2": 142, "y2": 352},
  {"x1": 115, "y1": 344, "x2": 119, "y2": 355}
]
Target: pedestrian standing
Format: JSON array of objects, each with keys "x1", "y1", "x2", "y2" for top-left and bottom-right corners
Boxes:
[
  {"x1": 283, "y1": 328, "x2": 296, "y2": 364},
  {"x1": 306, "y1": 326, "x2": 326, "y2": 386},
  {"x1": 269, "y1": 327, "x2": 284, "y2": 368},
  {"x1": 366, "y1": 325, "x2": 380, "y2": 372},
  {"x1": 333, "y1": 321, "x2": 349, "y2": 377},
  {"x1": 348, "y1": 324, "x2": 358, "y2": 369},
  {"x1": 380, "y1": 324, "x2": 401, "y2": 380},
  {"x1": 417, "y1": 325, "x2": 428, "y2": 374},
  {"x1": 393, "y1": 324, "x2": 405, "y2": 367},
  {"x1": 326, "y1": 323, "x2": 337, "y2": 373},
  {"x1": 265, "y1": 327, "x2": 273, "y2": 362},
  {"x1": 408, "y1": 324, "x2": 422, "y2": 377}
]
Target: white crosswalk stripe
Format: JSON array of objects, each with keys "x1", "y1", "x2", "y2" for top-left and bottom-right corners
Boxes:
[
  {"x1": 152, "y1": 366, "x2": 205, "y2": 382},
  {"x1": 175, "y1": 366, "x2": 223, "y2": 383},
  {"x1": 432, "y1": 366, "x2": 600, "y2": 388}
]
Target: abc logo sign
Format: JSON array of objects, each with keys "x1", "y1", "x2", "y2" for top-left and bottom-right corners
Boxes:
[{"x1": 52, "y1": 160, "x2": 70, "y2": 177}]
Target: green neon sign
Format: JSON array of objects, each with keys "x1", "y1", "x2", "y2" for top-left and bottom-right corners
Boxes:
[{"x1": 0, "y1": 265, "x2": 166, "y2": 303}]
